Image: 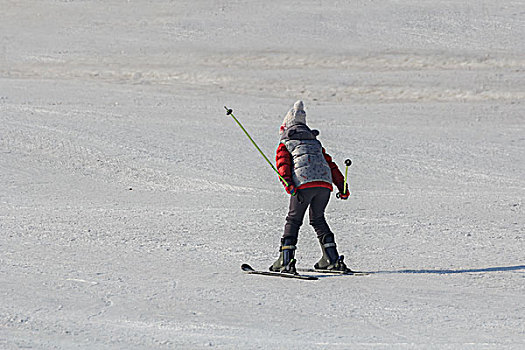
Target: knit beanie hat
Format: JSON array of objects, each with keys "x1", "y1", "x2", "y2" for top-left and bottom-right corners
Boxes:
[{"x1": 280, "y1": 100, "x2": 306, "y2": 135}]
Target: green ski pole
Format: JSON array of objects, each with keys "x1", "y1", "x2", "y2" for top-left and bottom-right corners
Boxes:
[
  {"x1": 337, "y1": 159, "x2": 352, "y2": 198},
  {"x1": 224, "y1": 106, "x2": 292, "y2": 189}
]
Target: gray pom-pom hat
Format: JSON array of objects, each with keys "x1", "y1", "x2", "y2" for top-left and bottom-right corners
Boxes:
[{"x1": 280, "y1": 100, "x2": 306, "y2": 135}]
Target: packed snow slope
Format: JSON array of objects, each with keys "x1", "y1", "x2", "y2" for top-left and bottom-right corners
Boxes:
[{"x1": 1, "y1": 1, "x2": 524, "y2": 349}]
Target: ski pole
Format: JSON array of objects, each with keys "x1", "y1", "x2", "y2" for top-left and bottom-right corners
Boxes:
[
  {"x1": 337, "y1": 159, "x2": 352, "y2": 198},
  {"x1": 224, "y1": 106, "x2": 291, "y2": 188}
]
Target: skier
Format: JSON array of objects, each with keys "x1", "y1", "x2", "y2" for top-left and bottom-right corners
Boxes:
[{"x1": 270, "y1": 100, "x2": 353, "y2": 274}]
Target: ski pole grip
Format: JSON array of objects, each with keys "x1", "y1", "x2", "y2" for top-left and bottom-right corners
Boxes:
[{"x1": 224, "y1": 106, "x2": 233, "y2": 115}]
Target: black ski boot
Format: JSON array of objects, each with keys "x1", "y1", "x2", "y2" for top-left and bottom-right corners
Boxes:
[
  {"x1": 330, "y1": 255, "x2": 354, "y2": 273},
  {"x1": 314, "y1": 234, "x2": 354, "y2": 273},
  {"x1": 314, "y1": 233, "x2": 339, "y2": 269},
  {"x1": 269, "y1": 237, "x2": 297, "y2": 274}
]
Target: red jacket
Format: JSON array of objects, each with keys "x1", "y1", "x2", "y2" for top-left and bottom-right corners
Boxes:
[{"x1": 275, "y1": 143, "x2": 345, "y2": 192}]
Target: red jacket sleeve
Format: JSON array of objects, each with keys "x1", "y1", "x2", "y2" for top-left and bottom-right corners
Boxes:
[
  {"x1": 323, "y1": 148, "x2": 345, "y2": 192},
  {"x1": 276, "y1": 143, "x2": 293, "y2": 187}
]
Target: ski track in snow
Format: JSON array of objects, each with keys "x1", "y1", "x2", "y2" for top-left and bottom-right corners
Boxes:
[{"x1": 1, "y1": 0, "x2": 524, "y2": 349}]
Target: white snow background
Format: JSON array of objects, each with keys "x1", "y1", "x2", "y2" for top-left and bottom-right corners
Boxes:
[{"x1": 1, "y1": 0, "x2": 524, "y2": 349}]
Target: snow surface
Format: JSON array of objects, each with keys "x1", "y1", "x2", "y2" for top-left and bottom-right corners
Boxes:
[{"x1": 1, "y1": 0, "x2": 524, "y2": 349}]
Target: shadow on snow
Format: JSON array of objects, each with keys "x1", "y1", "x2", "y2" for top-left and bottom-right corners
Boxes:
[{"x1": 370, "y1": 265, "x2": 525, "y2": 275}]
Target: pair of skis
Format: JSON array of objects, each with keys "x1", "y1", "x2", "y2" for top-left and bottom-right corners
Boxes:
[{"x1": 241, "y1": 263, "x2": 369, "y2": 281}]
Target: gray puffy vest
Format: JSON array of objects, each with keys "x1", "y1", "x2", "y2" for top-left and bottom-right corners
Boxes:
[{"x1": 280, "y1": 124, "x2": 332, "y2": 187}]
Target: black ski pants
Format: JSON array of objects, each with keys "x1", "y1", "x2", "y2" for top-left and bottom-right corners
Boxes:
[{"x1": 283, "y1": 187, "x2": 333, "y2": 243}]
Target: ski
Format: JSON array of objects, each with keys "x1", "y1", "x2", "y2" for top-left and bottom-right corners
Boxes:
[
  {"x1": 297, "y1": 267, "x2": 370, "y2": 276},
  {"x1": 241, "y1": 264, "x2": 318, "y2": 280}
]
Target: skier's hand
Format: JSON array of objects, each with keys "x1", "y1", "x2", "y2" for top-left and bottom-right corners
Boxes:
[
  {"x1": 285, "y1": 184, "x2": 297, "y2": 196},
  {"x1": 337, "y1": 191, "x2": 349, "y2": 200},
  {"x1": 280, "y1": 177, "x2": 296, "y2": 196},
  {"x1": 336, "y1": 184, "x2": 349, "y2": 200}
]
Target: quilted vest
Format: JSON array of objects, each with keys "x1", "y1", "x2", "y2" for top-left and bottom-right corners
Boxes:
[{"x1": 280, "y1": 124, "x2": 332, "y2": 187}]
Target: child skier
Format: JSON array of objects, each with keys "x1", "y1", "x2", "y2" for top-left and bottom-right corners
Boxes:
[{"x1": 270, "y1": 100, "x2": 353, "y2": 274}]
